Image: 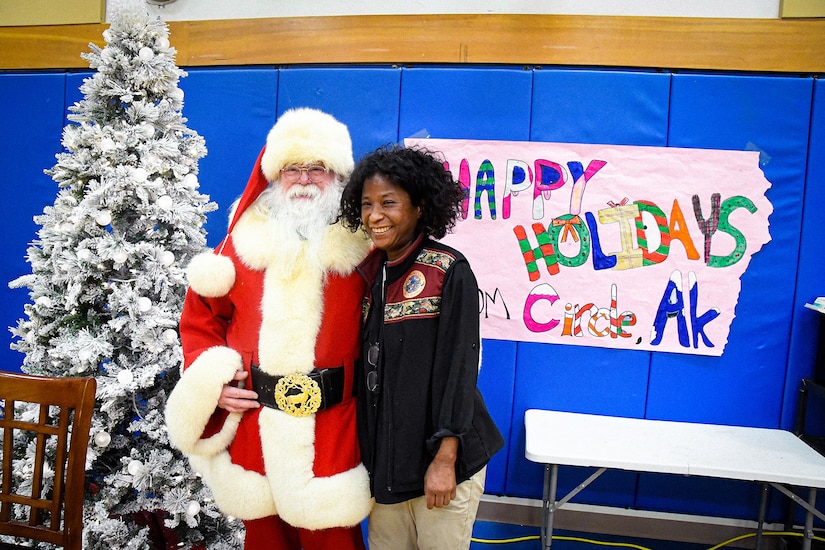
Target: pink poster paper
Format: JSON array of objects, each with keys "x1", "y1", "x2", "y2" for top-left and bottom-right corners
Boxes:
[{"x1": 405, "y1": 138, "x2": 773, "y2": 356}]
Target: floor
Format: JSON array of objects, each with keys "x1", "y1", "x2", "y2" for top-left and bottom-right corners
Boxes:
[
  {"x1": 468, "y1": 520, "x2": 823, "y2": 550},
  {"x1": 470, "y1": 521, "x2": 707, "y2": 550}
]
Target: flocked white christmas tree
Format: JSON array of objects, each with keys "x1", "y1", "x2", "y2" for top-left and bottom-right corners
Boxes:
[{"x1": 6, "y1": 0, "x2": 243, "y2": 547}]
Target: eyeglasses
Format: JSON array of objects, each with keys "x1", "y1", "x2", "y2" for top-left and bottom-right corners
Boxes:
[
  {"x1": 280, "y1": 164, "x2": 331, "y2": 184},
  {"x1": 366, "y1": 343, "x2": 379, "y2": 393}
]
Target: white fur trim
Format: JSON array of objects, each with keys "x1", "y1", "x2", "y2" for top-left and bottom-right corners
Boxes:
[
  {"x1": 232, "y1": 207, "x2": 369, "y2": 276},
  {"x1": 166, "y1": 346, "x2": 243, "y2": 456},
  {"x1": 175, "y1": 195, "x2": 373, "y2": 528},
  {"x1": 257, "y1": 244, "x2": 324, "y2": 376},
  {"x1": 189, "y1": 454, "x2": 277, "y2": 520},
  {"x1": 186, "y1": 251, "x2": 235, "y2": 298},
  {"x1": 169, "y1": 347, "x2": 278, "y2": 520},
  {"x1": 260, "y1": 108, "x2": 354, "y2": 182},
  {"x1": 320, "y1": 224, "x2": 372, "y2": 276},
  {"x1": 259, "y1": 409, "x2": 373, "y2": 528},
  {"x1": 230, "y1": 207, "x2": 290, "y2": 271},
  {"x1": 230, "y1": 209, "x2": 370, "y2": 377}
]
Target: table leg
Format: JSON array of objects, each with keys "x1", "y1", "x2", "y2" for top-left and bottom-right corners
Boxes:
[
  {"x1": 542, "y1": 464, "x2": 559, "y2": 550},
  {"x1": 755, "y1": 482, "x2": 768, "y2": 550},
  {"x1": 802, "y1": 488, "x2": 816, "y2": 550}
]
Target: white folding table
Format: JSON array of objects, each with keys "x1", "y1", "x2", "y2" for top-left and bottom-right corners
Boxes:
[{"x1": 525, "y1": 409, "x2": 825, "y2": 550}]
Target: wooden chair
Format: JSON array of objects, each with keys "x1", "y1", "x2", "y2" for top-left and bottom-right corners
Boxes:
[{"x1": 0, "y1": 372, "x2": 96, "y2": 550}]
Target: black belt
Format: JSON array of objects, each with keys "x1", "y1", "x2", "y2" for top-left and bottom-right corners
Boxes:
[{"x1": 250, "y1": 365, "x2": 346, "y2": 417}]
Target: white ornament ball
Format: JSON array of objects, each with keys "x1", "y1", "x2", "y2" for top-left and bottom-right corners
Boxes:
[
  {"x1": 78, "y1": 348, "x2": 92, "y2": 361},
  {"x1": 156, "y1": 195, "x2": 173, "y2": 210},
  {"x1": 100, "y1": 137, "x2": 116, "y2": 152},
  {"x1": 137, "y1": 297, "x2": 152, "y2": 312},
  {"x1": 94, "y1": 431, "x2": 111, "y2": 447},
  {"x1": 158, "y1": 37, "x2": 170, "y2": 49},
  {"x1": 186, "y1": 501, "x2": 201, "y2": 517},
  {"x1": 160, "y1": 250, "x2": 176, "y2": 266},
  {"x1": 140, "y1": 123, "x2": 155, "y2": 138},
  {"x1": 162, "y1": 328, "x2": 178, "y2": 344},
  {"x1": 138, "y1": 47, "x2": 154, "y2": 61},
  {"x1": 127, "y1": 459, "x2": 143, "y2": 476},
  {"x1": 133, "y1": 167, "x2": 149, "y2": 183},
  {"x1": 113, "y1": 250, "x2": 128, "y2": 264},
  {"x1": 95, "y1": 210, "x2": 112, "y2": 226},
  {"x1": 182, "y1": 173, "x2": 198, "y2": 188},
  {"x1": 77, "y1": 249, "x2": 92, "y2": 261},
  {"x1": 117, "y1": 369, "x2": 134, "y2": 385}
]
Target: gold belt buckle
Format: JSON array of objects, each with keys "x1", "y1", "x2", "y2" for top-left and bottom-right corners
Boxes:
[{"x1": 274, "y1": 373, "x2": 322, "y2": 417}]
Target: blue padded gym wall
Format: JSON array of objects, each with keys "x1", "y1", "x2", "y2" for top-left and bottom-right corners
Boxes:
[
  {"x1": 277, "y1": 66, "x2": 402, "y2": 162},
  {"x1": 505, "y1": 68, "x2": 671, "y2": 506},
  {"x1": 641, "y1": 72, "x2": 814, "y2": 520},
  {"x1": 397, "y1": 65, "x2": 535, "y2": 495},
  {"x1": 1, "y1": 63, "x2": 822, "y2": 527},
  {"x1": 1, "y1": 73, "x2": 68, "y2": 373},
  {"x1": 178, "y1": 68, "x2": 279, "y2": 246},
  {"x1": 793, "y1": 78, "x2": 825, "y2": 400}
]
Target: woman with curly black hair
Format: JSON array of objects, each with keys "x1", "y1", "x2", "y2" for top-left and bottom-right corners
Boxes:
[{"x1": 341, "y1": 144, "x2": 504, "y2": 550}]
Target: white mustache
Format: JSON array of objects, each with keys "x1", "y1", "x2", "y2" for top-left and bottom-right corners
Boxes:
[{"x1": 286, "y1": 184, "x2": 320, "y2": 199}]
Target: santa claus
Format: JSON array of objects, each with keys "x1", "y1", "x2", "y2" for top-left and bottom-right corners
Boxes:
[{"x1": 165, "y1": 108, "x2": 373, "y2": 549}]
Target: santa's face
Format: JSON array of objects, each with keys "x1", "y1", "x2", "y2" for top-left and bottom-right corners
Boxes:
[
  {"x1": 263, "y1": 168, "x2": 343, "y2": 240},
  {"x1": 279, "y1": 164, "x2": 335, "y2": 200}
]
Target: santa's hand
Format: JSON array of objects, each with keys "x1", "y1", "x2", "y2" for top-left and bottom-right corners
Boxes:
[{"x1": 218, "y1": 369, "x2": 260, "y2": 413}]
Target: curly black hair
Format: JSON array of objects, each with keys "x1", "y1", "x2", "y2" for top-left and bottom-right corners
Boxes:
[{"x1": 340, "y1": 144, "x2": 465, "y2": 240}]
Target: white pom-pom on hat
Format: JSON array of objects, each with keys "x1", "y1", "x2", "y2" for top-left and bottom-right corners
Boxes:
[
  {"x1": 260, "y1": 108, "x2": 354, "y2": 182},
  {"x1": 186, "y1": 251, "x2": 235, "y2": 298}
]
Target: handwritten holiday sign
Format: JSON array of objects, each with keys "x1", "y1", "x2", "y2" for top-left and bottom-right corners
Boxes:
[{"x1": 405, "y1": 138, "x2": 773, "y2": 356}]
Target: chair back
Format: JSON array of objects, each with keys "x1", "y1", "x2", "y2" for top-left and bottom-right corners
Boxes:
[{"x1": 0, "y1": 372, "x2": 96, "y2": 550}]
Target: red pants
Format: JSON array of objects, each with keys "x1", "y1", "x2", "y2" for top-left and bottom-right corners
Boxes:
[{"x1": 243, "y1": 515, "x2": 366, "y2": 550}]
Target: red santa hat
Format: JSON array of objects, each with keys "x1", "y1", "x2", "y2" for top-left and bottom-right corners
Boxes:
[
  {"x1": 187, "y1": 108, "x2": 354, "y2": 297},
  {"x1": 228, "y1": 107, "x2": 354, "y2": 236}
]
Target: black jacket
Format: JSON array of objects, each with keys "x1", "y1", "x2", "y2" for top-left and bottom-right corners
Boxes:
[{"x1": 356, "y1": 234, "x2": 504, "y2": 504}]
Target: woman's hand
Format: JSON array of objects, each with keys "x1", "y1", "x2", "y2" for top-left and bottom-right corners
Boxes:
[
  {"x1": 424, "y1": 436, "x2": 458, "y2": 509},
  {"x1": 217, "y1": 369, "x2": 260, "y2": 413}
]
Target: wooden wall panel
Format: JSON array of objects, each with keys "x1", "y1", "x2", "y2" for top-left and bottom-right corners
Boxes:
[{"x1": 1, "y1": 14, "x2": 824, "y2": 73}]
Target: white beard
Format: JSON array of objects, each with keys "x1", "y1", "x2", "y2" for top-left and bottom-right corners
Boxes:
[{"x1": 256, "y1": 182, "x2": 342, "y2": 241}]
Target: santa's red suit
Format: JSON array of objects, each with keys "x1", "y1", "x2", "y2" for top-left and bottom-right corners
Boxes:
[{"x1": 166, "y1": 108, "x2": 373, "y2": 549}]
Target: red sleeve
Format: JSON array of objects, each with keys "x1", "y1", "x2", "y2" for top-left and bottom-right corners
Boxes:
[{"x1": 179, "y1": 288, "x2": 235, "y2": 370}]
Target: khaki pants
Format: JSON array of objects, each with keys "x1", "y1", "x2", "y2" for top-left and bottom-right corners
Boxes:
[{"x1": 367, "y1": 467, "x2": 486, "y2": 550}]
